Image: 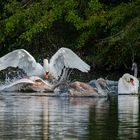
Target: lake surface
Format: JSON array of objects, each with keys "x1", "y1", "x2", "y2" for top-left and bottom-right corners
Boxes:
[{"x1": 0, "y1": 93, "x2": 139, "y2": 140}]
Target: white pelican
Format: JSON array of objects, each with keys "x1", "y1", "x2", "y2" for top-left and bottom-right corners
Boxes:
[
  {"x1": 0, "y1": 48, "x2": 90, "y2": 81},
  {"x1": 118, "y1": 73, "x2": 139, "y2": 94}
]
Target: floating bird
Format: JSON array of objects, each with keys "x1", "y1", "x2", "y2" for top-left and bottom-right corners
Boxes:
[
  {"x1": 105, "y1": 79, "x2": 118, "y2": 93},
  {"x1": 68, "y1": 78, "x2": 110, "y2": 97},
  {"x1": 118, "y1": 73, "x2": 139, "y2": 94},
  {"x1": 0, "y1": 76, "x2": 53, "y2": 92},
  {"x1": 0, "y1": 48, "x2": 90, "y2": 81},
  {"x1": 131, "y1": 62, "x2": 138, "y2": 78},
  {"x1": 0, "y1": 77, "x2": 109, "y2": 97}
]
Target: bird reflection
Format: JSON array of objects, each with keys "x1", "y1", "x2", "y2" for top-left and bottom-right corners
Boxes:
[
  {"x1": 118, "y1": 96, "x2": 139, "y2": 139},
  {"x1": 0, "y1": 94, "x2": 109, "y2": 140},
  {"x1": 0, "y1": 95, "x2": 49, "y2": 140},
  {"x1": 0, "y1": 94, "x2": 139, "y2": 140}
]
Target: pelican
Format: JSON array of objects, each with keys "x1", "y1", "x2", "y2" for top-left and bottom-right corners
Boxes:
[
  {"x1": 118, "y1": 73, "x2": 139, "y2": 94},
  {"x1": 0, "y1": 48, "x2": 90, "y2": 81}
]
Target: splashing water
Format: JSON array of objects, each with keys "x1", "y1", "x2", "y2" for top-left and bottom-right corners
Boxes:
[{"x1": 0, "y1": 67, "x2": 27, "y2": 85}]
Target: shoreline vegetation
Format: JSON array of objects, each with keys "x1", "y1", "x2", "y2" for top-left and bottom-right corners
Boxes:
[{"x1": 0, "y1": 0, "x2": 140, "y2": 78}]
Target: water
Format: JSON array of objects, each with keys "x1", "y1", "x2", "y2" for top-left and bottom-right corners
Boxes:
[{"x1": 0, "y1": 93, "x2": 139, "y2": 140}]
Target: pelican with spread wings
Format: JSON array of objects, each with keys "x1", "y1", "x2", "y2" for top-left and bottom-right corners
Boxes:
[{"x1": 0, "y1": 48, "x2": 90, "y2": 81}]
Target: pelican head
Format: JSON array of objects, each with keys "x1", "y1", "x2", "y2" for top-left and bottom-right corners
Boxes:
[{"x1": 43, "y1": 59, "x2": 49, "y2": 79}]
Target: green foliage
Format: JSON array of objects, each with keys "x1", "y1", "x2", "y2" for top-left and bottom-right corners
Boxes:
[
  {"x1": 88, "y1": 0, "x2": 140, "y2": 72},
  {"x1": 0, "y1": 0, "x2": 140, "y2": 74},
  {"x1": 0, "y1": 0, "x2": 105, "y2": 48}
]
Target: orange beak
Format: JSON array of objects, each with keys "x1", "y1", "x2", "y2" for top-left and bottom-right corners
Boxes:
[
  {"x1": 45, "y1": 72, "x2": 49, "y2": 79},
  {"x1": 130, "y1": 78, "x2": 134, "y2": 86}
]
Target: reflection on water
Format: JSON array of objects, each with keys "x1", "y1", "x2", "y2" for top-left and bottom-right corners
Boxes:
[
  {"x1": 0, "y1": 93, "x2": 140, "y2": 140},
  {"x1": 0, "y1": 94, "x2": 49, "y2": 140},
  {"x1": 118, "y1": 96, "x2": 139, "y2": 139}
]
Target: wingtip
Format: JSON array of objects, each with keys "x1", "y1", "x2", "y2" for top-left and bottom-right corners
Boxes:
[
  {"x1": 84, "y1": 64, "x2": 91, "y2": 73},
  {"x1": 81, "y1": 65, "x2": 90, "y2": 73}
]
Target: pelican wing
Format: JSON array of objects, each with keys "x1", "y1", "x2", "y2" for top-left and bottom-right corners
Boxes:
[
  {"x1": 0, "y1": 49, "x2": 45, "y2": 77},
  {"x1": 49, "y1": 47, "x2": 90, "y2": 79}
]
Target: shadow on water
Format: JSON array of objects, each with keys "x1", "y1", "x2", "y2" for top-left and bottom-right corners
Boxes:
[{"x1": 0, "y1": 93, "x2": 140, "y2": 140}]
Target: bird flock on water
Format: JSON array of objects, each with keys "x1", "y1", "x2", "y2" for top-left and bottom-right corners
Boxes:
[{"x1": 0, "y1": 48, "x2": 139, "y2": 97}]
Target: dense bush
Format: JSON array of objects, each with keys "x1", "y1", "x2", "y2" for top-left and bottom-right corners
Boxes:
[{"x1": 0, "y1": 0, "x2": 139, "y2": 76}]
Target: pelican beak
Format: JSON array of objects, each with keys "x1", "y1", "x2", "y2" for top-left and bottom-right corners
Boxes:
[{"x1": 45, "y1": 72, "x2": 49, "y2": 79}]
